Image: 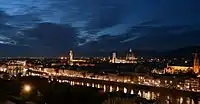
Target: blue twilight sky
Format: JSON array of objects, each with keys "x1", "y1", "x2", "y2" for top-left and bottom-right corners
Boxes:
[{"x1": 0, "y1": 0, "x2": 200, "y2": 56}]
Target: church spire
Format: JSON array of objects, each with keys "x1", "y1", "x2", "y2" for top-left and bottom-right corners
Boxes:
[{"x1": 193, "y1": 49, "x2": 199, "y2": 73}]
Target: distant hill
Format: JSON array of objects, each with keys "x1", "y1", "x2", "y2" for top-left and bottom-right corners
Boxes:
[
  {"x1": 0, "y1": 42, "x2": 199, "y2": 58},
  {"x1": 161, "y1": 46, "x2": 200, "y2": 58}
]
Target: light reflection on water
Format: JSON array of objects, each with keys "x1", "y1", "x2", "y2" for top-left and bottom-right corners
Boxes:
[
  {"x1": 86, "y1": 83, "x2": 90, "y2": 86},
  {"x1": 109, "y1": 86, "x2": 113, "y2": 92},
  {"x1": 116, "y1": 86, "x2": 119, "y2": 91},
  {"x1": 67, "y1": 80, "x2": 196, "y2": 104},
  {"x1": 124, "y1": 87, "x2": 127, "y2": 93},
  {"x1": 103, "y1": 85, "x2": 106, "y2": 92},
  {"x1": 138, "y1": 90, "x2": 141, "y2": 97},
  {"x1": 130, "y1": 89, "x2": 134, "y2": 95}
]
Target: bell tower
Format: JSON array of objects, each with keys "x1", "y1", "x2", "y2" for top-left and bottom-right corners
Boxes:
[
  {"x1": 69, "y1": 49, "x2": 73, "y2": 66},
  {"x1": 69, "y1": 49, "x2": 73, "y2": 61},
  {"x1": 193, "y1": 51, "x2": 199, "y2": 73},
  {"x1": 112, "y1": 52, "x2": 116, "y2": 63}
]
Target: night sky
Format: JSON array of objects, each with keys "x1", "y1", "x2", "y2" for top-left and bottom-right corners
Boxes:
[{"x1": 0, "y1": 0, "x2": 200, "y2": 56}]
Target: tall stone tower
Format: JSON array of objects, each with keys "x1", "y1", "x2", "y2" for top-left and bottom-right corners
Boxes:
[
  {"x1": 112, "y1": 52, "x2": 116, "y2": 63},
  {"x1": 193, "y1": 52, "x2": 199, "y2": 73},
  {"x1": 69, "y1": 49, "x2": 73, "y2": 66},
  {"x1": 69, "y1": 49, "x2": 73, "y2": 61}
]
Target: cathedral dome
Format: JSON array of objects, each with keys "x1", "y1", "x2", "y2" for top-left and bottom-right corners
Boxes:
[{"x1": 126, "y1": 49, "x2": 136, "y2": 60}]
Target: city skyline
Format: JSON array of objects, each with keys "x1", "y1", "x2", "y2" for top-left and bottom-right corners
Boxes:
[{"x1": 1, "y1": 1, "x2": 200, "y2": 104}]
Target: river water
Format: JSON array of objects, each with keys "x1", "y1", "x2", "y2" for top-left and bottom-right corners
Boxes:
[{"x1": 56, "y1": 79, "x2": 200, "y2": 104}]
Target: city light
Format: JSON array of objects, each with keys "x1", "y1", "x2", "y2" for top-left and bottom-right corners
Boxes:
[{"x1": 23, "y1": 84, "x2": 32, "y2": 93}]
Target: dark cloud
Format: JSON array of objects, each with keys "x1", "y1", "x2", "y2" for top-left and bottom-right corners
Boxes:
[
  {"x1": 139, "y1": 20, "x2": 161, "y2": 26},
  {"x1": 8, "y1": 14, "x2": 41, "y2": 28},
  {"x1": 23, "y1": 22, "x2": 79, "y2": 54},
  {"x1": 131, "y1": 29, "x2": 200, "y2": 51},
  {"x1": 86, "y1": 7, "x2": 125, "y2": 30},
  {"x1": 0, "y1": 0, "x2": 200, "y2": 56},
  {"x1": 0, "y1": 10, "x2": 79, "y2": 55},
  {"x1": 0, "y1": 10, "x2": 10, "y2": 24},
  {"x1": 81, "y1": 26, "x2": 200, "y2": 52}
]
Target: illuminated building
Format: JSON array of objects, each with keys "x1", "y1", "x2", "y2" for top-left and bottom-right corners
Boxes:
[
  {"x1": 5, "y1": 60, "x2": 28, "y2": 75},
  {"x1": 184, "y1": 79, "x2": 199, "y2": 91},
  {"x1": 6, "y1": 61, "x2": 26, "y2": 69},
  {"x1": 60, "y1": 57, "x2": 67, "y2": 60},
  {"x1": 165, "y1": 52, "x2": 199, "y2": 74},
  {"x1": 69, "y1": 49, "x2": 73, "y2": 61},
  {"x1": 69, "y1": 49, "x2": 73, "y2": 66},
  {"x1": 126, "y1": 49, "x2": 136, "y2": 60},
  {"x1": 125, "y1": 49, "x2": 137, "y2": 63},
  {"x1": 110, "y1": 49, "x2": 137, "y2": 63},
  {"x1": 193, "y1": 52, "x2": 199, "y2": 73},
  {"x1": 60, "y1": 56, "x2": 68, "y2": 65},
  {"x1": 66, "y1": 49, "x2": 87, "y2": 66},
  {"x1": 165, "y1": 64, "x2": 192, "y2": 74},
  {"x1": 112, "y1": 52, "x2": 116, "y2": 63}
]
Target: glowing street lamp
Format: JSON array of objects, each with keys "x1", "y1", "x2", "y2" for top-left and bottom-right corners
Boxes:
[
  {"x1": 23, "y1": 84, "x2": 32, "y2": 93},
  {"x1": 20, "y1": 84, "x2": 34, "y2": 100}
]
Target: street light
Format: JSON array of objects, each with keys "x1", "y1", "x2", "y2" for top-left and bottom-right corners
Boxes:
[{"x1": 23, "y1": 84, "x2": 32, "y2": 93}]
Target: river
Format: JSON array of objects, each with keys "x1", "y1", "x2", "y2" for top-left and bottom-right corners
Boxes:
[{"x1": 54, "y1": 77, "x2": 200, "y2": 104}]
